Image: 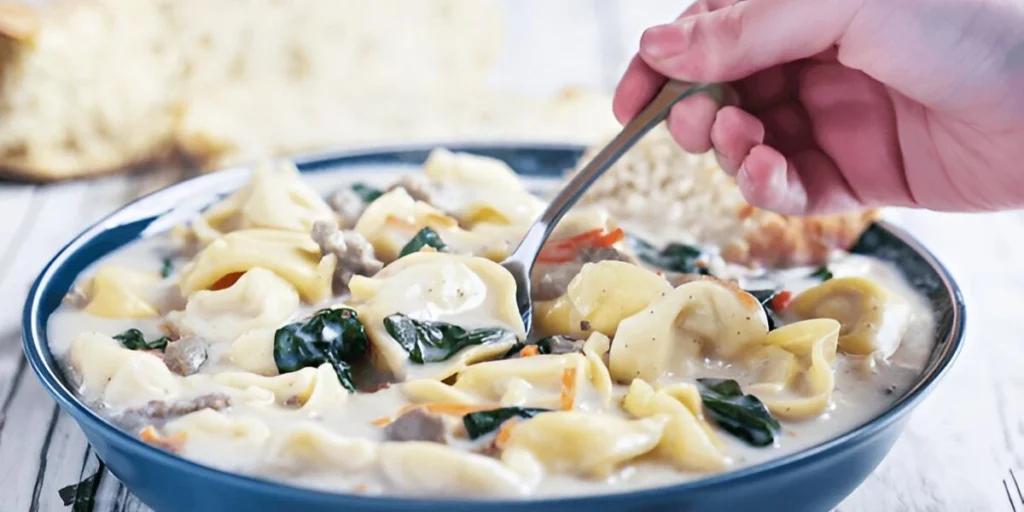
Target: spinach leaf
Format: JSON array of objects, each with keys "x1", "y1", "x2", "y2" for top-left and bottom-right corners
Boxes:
[
  {"x1": 274, "y1": 308, "x2": 369, "y2": 392},
  {"x1": 462, "y1": 407, "x2": 551, "y2": 440},
  {"x1": 746, "y1": 289, "x2": 780, "y2": 330},
  {"x1": 809, "y1": 266, "x2": 833, "y2": 281},
  {"x1": 113, "y1": 329, "x2": 169, "y2": 351},
  {"x1": 160, "y1": 257, "x2": 173, "y2": 278},
  {"x1": 697, "y1": 378, "x2": 780, "y2": 447},
  {"x1": 351, "y1": 183, "x2": 383, "y2": 203},
  {"x1": 383, "y1": 314, "x2": 512, "y2": 364},
  {"x1": 627, "y1": 235, "x2": 711, "y2": 275},
  {"x1": 58, "y1": 468, "x2": 102, "y2": 511},
  {"x1": 398, "y1": 227, "x2": 447, "y2": 258}
]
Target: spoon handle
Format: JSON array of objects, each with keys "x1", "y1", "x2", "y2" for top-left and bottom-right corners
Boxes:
[{"x1": 515, "y1": 80, "x2": 723, "y2": 265}]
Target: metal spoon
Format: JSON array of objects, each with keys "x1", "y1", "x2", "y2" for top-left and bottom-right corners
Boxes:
[{"x1": 501, "y1": 80, "x2": 723, "y2": 333}]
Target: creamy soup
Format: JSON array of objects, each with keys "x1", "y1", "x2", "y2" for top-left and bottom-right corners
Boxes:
[{"x1": 48, "y1": 149, "x2": 935, "y2": 498}]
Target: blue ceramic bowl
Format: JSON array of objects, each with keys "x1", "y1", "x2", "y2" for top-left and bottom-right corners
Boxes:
[{"x1": 23, "y1": 144, "x2": 966, "y2": 512}]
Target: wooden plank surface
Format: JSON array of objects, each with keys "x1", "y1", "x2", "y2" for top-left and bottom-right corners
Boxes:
[{"x1": 0, "y1": 2, "x2": 1019, "y2": 511}]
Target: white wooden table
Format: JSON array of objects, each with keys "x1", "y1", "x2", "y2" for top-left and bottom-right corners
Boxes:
[{"x1": 0, "y1": 1, "x2": 1020, "y2": 510}]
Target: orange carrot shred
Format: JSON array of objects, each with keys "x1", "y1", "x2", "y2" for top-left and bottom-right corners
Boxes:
[
  {"x1": 495, "y1": 418, "x2": 519, "y2": 448},
  {"x1": 536, "y1": 228, "x2": 624, "y2": 264},
  {"x1": 519, "y1": 345, "x2": 540, "y2": 357},
  {"x1": 140, "y1": 425, "x2": 187, "y2": 452},
  {"x1": 353, "y1": 483, "x2": 369, "y2": 493},
  {"x1": 592, "y1": 227, "x2": 625, "y2": 248},
  {"x1": 209, "y1": 272, "x2": 244, "y2": 291},
  {"x1": 770, "y1": 290, "x2": 794, "y2": 311},
  {"x1": 559, "y1": 367, "x2": 578, "y2": 411},
  {"x1": 370, "y1": 403, "x2": 497, "y2": 427}
]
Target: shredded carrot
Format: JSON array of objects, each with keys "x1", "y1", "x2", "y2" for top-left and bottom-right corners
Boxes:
[
  {"x1": 559, "y1": 367, "x2": 578, "y2": 411},
  {"x1": 370, "y1": 403, "x2": 497, "y2": 427},
  {"x1": 353, "y1": 483, "x2": 369, "y2": 493},
  {"x1": 536, "y1": 228, "x2": 625, "y2": 264},
  {"x1": 592, "y1": 227, "x2": 625, "y2": 248},
  {"x1": 209, "y1": 271, "x2": 244, "y2": 291},
  {"x1": 770, "y1": 290, "x2": 794, "y2": 311},
  {"x1": 519, "y1": 345, "x2": 540, "y2": 358},
  {"x1": 494, "y1": 418, "x2": 519, "y2": 448},
  {"x1": 738, "y1": 204, "x2": 756, "y2": 220},
  {"x1": 139, "y1": 425, "x2": 187, "y2": 452}
]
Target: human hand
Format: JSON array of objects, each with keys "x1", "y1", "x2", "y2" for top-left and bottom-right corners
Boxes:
[{"x1": 614, "y1": 0, "x2": 1024, "y2": 215}]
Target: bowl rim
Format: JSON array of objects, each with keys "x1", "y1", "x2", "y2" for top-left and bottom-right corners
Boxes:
[{"x1": 21, "y1": 142, "x2": 967, "y2": 506}]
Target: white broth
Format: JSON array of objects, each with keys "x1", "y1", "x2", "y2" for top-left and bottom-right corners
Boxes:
[{"x1": 48, "y1": 153, "x2": 935, "y2": 498}]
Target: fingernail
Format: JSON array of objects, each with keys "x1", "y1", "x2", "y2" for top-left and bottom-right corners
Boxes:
[{"x1": 640, "y1": 23, "x2": 686, "y2": 60}]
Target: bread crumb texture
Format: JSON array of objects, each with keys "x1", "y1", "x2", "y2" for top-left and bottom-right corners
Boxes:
[
  {"x1": 0, "y1": 0, "x2": 620, "y2": 180},
  {"x1": 567, "y1": 126, "x2": 878, "y2": 268}
]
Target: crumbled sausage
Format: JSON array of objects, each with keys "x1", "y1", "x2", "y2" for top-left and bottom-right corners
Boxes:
[
  {"x1": 162, "y1": 336, "x2": 208, "y2": 376},
  {"x1": 531, "y1": 247, "x2": 632, "y2": 301},
  {"x1": 63, "y1": 286, "x2": 88, "y2": 308},
  {"x1": 540, "y1": 335, "x2": 586, "y2": 355},
  {"x1": 121, "y1": 393, "x2": 231, "y2": 427},
  {"x1": 383, "y1": 408, "x2": 447, "y2": 444},
  {"x1": 327, "y1": 187, "x2": 368, "y2": 228},
  {"x1": 311, "y1": 220, "x2": 384, "y2": 292},
  {"x1": 387, "y1": 175, "x2": 435, "y2": 204}
]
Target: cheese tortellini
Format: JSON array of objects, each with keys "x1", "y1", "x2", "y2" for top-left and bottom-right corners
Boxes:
[
  {"x1": 169, "y1": 267, "x2": 299, "y2": 344},
  {"x1": 349, "y1": 252, "x2": 525, "y2": 377},
  {"x1": 609, "y1": 279, "x2": 769, "y2": 383},
  {"x1": 536, "y1": 261, "x2": 671, "y2": 338},
  {"x1": 69, "y1": 332, "x2": 180, "y2": 407},
  {"x1": 785, "y1": 277, "x2": 911, "y2": 357},
  {"x1": 82, "y1": 265, "x2": 161, "y2": 318},
  {"x1": 188, "y1": 160, "x2": 335, "y2": 245},
  {"x1": 178, "y1": 229, "x2": 335, "y2": 303}
]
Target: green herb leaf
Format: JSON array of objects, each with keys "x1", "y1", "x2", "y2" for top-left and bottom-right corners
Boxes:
[
  {"x1": 58, "y1": 469, "x2": 102, "y2": 511},
  {"x1": 274, "y1": 308, "x2": 370, "y2": 392},
  {"x1": 462, "y1": 407, "x2": 551, "y2": 440},
  {"x1": 113, "y1": 329, "x2": 169, "y2": 351},
  {"x1": 627, "y1": 235, "x2": 711, "y2": 275},
  {"x1": 809, "y1": 266, "x2": 833, "y2": 281},
  {"x1": 697, "y1": 378, "x2": 780, "y2": 447},
  {"x1": 351, "y1": 183, "x2": 383, "y2": 203},
  {"x1": 746, "y1": 289, "x2": 780, "y2": 330},
  {"x1": 398, "y1": 227, "x2": 447, "y2": 258},
  {"x1": 383, "y1": 314, "x2": 512, "y2": 364},
  {"x1": 160, "y1": 257, "x2": 173, "y2": 278}
]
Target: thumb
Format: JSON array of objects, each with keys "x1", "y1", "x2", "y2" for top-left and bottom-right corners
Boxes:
[{"x1": 638, "y1": 0, "x2": 863, "y2": 83}]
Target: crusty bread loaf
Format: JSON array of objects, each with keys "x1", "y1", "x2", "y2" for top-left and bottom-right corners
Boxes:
[
  {"x1": 570, "y1": 125, "x2": 878, "y2": 268},
  {"x1": 0, "y1": 0, "x2": 624, "y2": 180}
]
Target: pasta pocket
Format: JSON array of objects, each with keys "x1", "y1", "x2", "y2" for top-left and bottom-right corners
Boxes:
[
  {"x1": 214, "y1": 367, "x2": 318, "y2": 405},
  {"x1": 68, "y1": 332, "x2": 181, "y2": 407},
  {"x1": 535, "y1": 261, "x2": 671, "y2": 338},
  {"x1": 785, "y1": 277, "x2": 911, "y2": 357},
  {"x1": 609, "y1": 279, "x2": 768, "y2": 383},
  {"x1": 169, "y1": 268, "x2": 299, "y2": 344},
  {"x1": 501, "y1": 411, "x2": 667, "y2": 478},
  {"x1": 82, "y1": 265, "x2": 161, "y2": 318},
  {"x1": 164, "y1": 410, "x2": 273, "y2": 468},
  {"x1": 744, "y1": 319, "x2": 840, "y2": 420},
  {"x1": 178, "y1": 229, "x2": 335, "y2": 303},
  {"x1": 187, "y1": 160, "x2": 335, "y2": 245},
  {"x1": 298, "y1": 363, "x2": 352, "y2": 415},
  {"x1": 622, "y1": 379, "x2": 728, "y2": 472},
  {"x1": 353, "y1": 188, "x2": 498, "y2": 262},
  {"x1": 379, "y1": 442, "x2": 533, "y2": 497},
  {"x1": 423, "y1": 148, "x2": 525, "y2": 191},
  {"x1": 226, "y1": 329, "x2": 278, "y2": 375},
  {"x1": 453, "y1": 353, "x2": 594, "y2": 410},
  {"x1": 349, "y1": 252, "x2": 525, "y2": 378},
  {"x1": 263, "y1": 422, "x2": 377, "y2": 473}
]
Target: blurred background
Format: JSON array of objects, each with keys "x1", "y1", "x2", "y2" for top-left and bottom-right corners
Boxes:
[{"x1": 0, "y1": 1, "x2": 1019, "y2": 511}]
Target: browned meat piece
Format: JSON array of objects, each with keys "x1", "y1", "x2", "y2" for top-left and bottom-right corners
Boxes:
[
  {"x1": 531, "y1": 246, "x2": 632, "y2": 301},
  {"x1": 387, "y1": 175, "x2": 435, "y2": 204},
  {"x1": 162, "y1": 336, "x2": 208, "y2": 376},
  {"x1": 311, "y1": 220, "x2": 384, "y2": 292},
  {"x1": 539, "y1": 335, "x2": 585, "y2": 355},
  {"x1": 383, "y1": 408, "x2": 447, "y2": 444},
  {"x1": 327, "y1": 187, "x2": 368, "y2": 229},
  {"x1": 119, "y1": 394, "x2": 231, "y2": 430}
]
